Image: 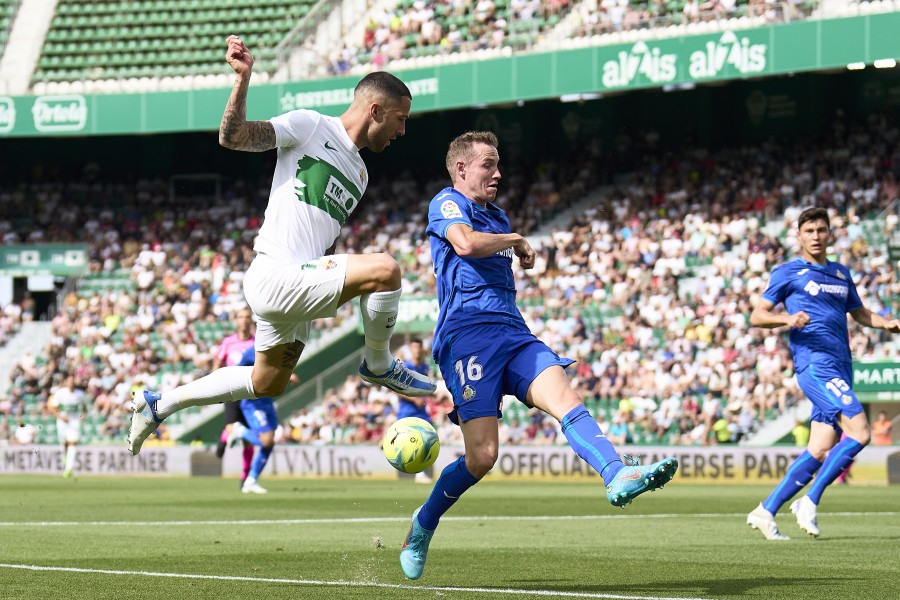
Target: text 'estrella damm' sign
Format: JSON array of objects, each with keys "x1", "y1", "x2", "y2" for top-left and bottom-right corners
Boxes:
[{"x1": 32, "y1": 95, "x2": 88, "y2": 132}]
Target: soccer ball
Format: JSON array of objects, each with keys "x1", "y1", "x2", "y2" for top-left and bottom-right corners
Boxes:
[{"x1": 382, "y1": 417, "x2": 440, "y2": 474}]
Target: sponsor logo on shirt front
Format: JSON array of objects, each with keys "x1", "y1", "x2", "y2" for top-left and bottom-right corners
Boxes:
[{"x1": 803, "y1": 280, "x2": 847, "y2": 297}]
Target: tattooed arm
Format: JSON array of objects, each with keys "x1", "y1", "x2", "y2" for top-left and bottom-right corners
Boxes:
[{"x1": 219, "y1": 35, "x2": 276, "y2": 152}]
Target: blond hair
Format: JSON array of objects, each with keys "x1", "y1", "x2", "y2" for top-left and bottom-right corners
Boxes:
[{"x1": 445, "y1": 131, "x2": 498, "y2": 183}]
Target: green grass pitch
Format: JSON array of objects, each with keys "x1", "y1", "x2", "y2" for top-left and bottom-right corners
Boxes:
[{"x1": 1, "y1": 476, "x2": 898, "y2": 600}]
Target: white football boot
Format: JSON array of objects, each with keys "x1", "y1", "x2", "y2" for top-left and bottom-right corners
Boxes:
[
  {"x1": 790, "y1": 496, "x2": 820, "y2": 537},
  {"x1": 747, "y1": 504, "x2": 791, "y2": 541}
]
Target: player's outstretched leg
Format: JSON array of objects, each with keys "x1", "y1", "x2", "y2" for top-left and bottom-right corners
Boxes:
[
  {"x1": 790, "y1": 496, "x2": 820, "y2": 537},
  {"x1": 359, "y1": 359, "x2": 436, "y2": 397},
  {"x1": 400, "y1": 507, "x2": 435, "y2": 580},
  {"x1": 127, "y1": 389, "x2": 164, "y2": 455},
  {"x1": 747, "y1": 504, "x2": 791, "y2": 540},
  {"x1": 606, "y1": 457, "x2": 678, "y2": 508}
]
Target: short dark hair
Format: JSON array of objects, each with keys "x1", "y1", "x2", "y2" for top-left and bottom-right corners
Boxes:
[
  {"x1": 409, "y1": 338, "x2": 423, "y2": 345},
  {"x1": 354, "y1": 72, "x2": 411, "y2": 102},
  {"x1": 798, "y1": 207, "x2": 830, "y2": 230}
]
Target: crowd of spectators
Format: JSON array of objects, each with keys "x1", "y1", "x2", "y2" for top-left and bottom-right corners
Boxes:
[
  {"x1": 268, "y1": 110, "x2": 899, "y2": 448},
  {"x1": 1, "y1": 110, "x2": 898, "y2": 449},
  {"x1": 569, "y1": 0, "x2": 817, "y2": 39},
  {"x1": 323, "y1": 0, "x2": 818, "y2": 76}
]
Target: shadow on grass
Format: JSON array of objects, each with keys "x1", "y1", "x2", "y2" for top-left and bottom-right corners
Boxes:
[{"x1": 503, "y1": 576, "x2": 868, "y2": 597}]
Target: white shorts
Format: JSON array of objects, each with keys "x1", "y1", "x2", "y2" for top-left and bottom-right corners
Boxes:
[
  {"x1": 57, "y1": 418, "x2": 80, "y2": 444},
  {"x1": 243, "y1": 252, "x2": 347, "y2": 351}
]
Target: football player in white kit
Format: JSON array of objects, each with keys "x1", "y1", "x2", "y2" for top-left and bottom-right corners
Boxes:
[
  {"x1": 127, "y1": 35, "x2": 436, "y2": 455},
  {"x1": 49, "y1": 376, "x2": 89, "y2": 477}
]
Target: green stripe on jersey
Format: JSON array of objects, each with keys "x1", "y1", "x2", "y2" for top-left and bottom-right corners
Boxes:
[{"x1": 293, "y1": 155, "x2": 362, "y2": 226}]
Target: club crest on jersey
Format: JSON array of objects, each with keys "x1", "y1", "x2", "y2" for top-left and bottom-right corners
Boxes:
[
  {"x1": 841, "y1": 395, "x2": 853, "y2": 405},
  {"x1": 835, "y1": 270, "x2": 846, "y2": 280},
  {"x1": 359, "y1": 169, "x2": 366, "y2": 186},
  {"x1": 441, "y1": 200, "x2": 463, "y2": 219},
  {"x1": 462, "y1": 385, "x2": 476, "y2": 401}
]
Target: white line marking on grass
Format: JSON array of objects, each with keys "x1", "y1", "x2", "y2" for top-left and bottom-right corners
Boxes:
[
  {"x1": 0, "y1": 512, "x2": 895, "y2": 527},
  {"x1": 0, "y1": 563, "x2": 715, "y2": 600}
]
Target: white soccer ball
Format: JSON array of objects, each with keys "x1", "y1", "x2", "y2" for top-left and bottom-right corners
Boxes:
[{"x1": 382, "y1": 417, "x2": 440, "y2": 474}]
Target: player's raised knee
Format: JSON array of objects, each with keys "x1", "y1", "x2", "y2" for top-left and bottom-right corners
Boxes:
[{"x1": 368, "y1": 253, "x2": 401, "y2": 288}]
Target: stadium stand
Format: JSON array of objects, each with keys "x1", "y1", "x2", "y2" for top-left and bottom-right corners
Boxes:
[
  {"x1": 20, "y1": 0, "x2": 834, "y2": 89},
  {"x1": 1, "y1": 109, "x2": 898, "y2": 447},
  {"x1": 31, "y1": 0, "x2": 312, "y2": 88},
  {"x1": 0, "y1": 0, "x2": 19, "y2": 59}
]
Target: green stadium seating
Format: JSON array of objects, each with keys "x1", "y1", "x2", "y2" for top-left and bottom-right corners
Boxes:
[
  {"x1": 32, "y1": 0, "x2": 313, "y2": 84},
  {"x1": 0, "y1": 0, "x2": 20, "y2": 58}
]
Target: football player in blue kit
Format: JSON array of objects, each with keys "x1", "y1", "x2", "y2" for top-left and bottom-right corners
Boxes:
[
  {"x1": 747, "y1": 207, "x2": 900, "y2": 540},
  {"x1": 398, "y1": 131, "x2": 679, "y2": 580},
  {"x1": 227, "y1": 346, "x2": 291, "y2": 494}
]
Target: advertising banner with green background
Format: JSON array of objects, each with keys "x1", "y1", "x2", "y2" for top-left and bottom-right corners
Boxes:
[
  {"x1": 2, "y1": 14, "x2": 900, "y2": 138},
  {"x1": 0, "y1": 244, "x2": 88, "y2": 276},
  {"x1": 854, "y1": 362, "x2": 900, "y2": 400}
]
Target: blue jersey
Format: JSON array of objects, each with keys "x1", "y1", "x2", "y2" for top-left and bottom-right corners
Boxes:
[
  {"x1": 426, "y1": 187, "x2": 528, "y2": 352},
  {"x1": 398, "y1": 359, "x2": 432, "y2": 422},
  {"x1": 762, "y1": 258, "x2": 862, "y2": 373}
]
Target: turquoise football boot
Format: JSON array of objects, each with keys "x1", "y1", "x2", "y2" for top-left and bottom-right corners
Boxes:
[
  {"x1": 399, "y1": 507, "x2": 435, "y2": 580},
  {"x1": 607, "y1": 455, "x2": 678, "y2": 508}
]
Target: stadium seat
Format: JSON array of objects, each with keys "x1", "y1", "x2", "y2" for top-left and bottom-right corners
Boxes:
[{"x1": 31, "y1": 0, "x2": 303, "y2": 85}]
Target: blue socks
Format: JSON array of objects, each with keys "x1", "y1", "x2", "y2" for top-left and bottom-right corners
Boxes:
[
  {"x1": 417, "y1": 456, "x2": 479, "y2": 531},
  {"x1": 242, "y1": 428, "x2": 262, "y2": 447},
  {"x1": 561, "y1": 405, "x2": 624, "y2": 485},
  {"x1": 762, "y1": 450, "x2": 823, "y2": 514},
  {"x1": 807, "y1": 437, "x2": 864, "y2": 505},
  {"x1": 240, "y1": 427, "x2": 272, "y2": 482},
  {"x1": 415, "y1": 404, "x2": 632, "y2": 531},
  {"x1": 248, "y1": 445, "x2": 273, "y2": 482}
]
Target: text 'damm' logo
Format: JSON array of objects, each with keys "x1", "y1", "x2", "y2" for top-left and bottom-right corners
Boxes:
[{"x1": 32, "y1": 95, "x2": 88, "y2": 133}]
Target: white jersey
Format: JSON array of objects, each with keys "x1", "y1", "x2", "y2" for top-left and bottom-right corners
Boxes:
[
  {"x1": 52, "y1": 387, "x2": 86, "y2": 443},
  {"x1": 255, "y1": 110, "x2": 369, "y2": 263},
  {"x1": 52, "y1": 387, "x2": 85, "y2": 419}
]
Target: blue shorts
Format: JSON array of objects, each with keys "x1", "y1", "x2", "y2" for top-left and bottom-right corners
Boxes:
[
  {"x1": 239, "y1": 397, "x2": 279, "y2": 434},
  {"x1": 796, "y1": 362, "x2": 863, "y2": 429},
  {"x1": 436, "y1": 322, "x2": 574, "y2": 425}
]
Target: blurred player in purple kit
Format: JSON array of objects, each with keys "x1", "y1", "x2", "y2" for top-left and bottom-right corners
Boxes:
[{"x1": 213, "y1": 307, "x2": 256, "y2": 484}]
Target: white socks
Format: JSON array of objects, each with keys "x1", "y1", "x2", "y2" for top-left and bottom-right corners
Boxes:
[
  {"x1": 360, "y1": 289, "x2": 401, "y2": 374},
  {"x1": 65, "y1": 445, "x2": 76, "y2": 472},
  {"x1": 156, "y1": 366, "x2": 256, "y2": 419}
]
